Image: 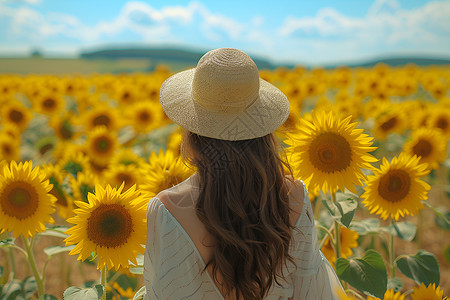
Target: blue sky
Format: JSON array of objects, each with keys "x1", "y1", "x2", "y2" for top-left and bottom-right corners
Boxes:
[{"x1": 1, "y1": 0, "x2": 449, "y2": 65}]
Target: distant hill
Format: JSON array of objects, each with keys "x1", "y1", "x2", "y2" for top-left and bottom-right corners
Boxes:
[
  {"x1": 80, "y1": 47, "x2": 279, "y2": 70},
  {"x1": 80, "y1": 47, "x2": 450, "y2": 70}
]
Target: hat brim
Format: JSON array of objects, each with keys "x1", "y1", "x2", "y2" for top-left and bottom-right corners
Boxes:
[{"x1": 160, "y1": 68, "x2": 290, "y2": 141}]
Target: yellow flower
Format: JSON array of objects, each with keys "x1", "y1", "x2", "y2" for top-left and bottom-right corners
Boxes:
[
  {"x1": 1, "y1": 100, "x2": 32, "y2": 131},
  {"x1": 285, "y1": 111, "x2": 377, "y2": 194},
  {"x1": 321, "y1": 226, "x2": 359, "y2": 263},
  {"x1": 0, "y1": 134, "x2": 20, "y2": 162},
  {"x1": 427, "y1": 107, "x2": 450, "y2": 138},
  {"x1": 69, "y1": 170, "x2": 99, "y2": 204},
  {"x1": 411, "y1": 283, "x2": 447, "y2": 300},
  {"x1": 85, "y1": 126, "x2": 119, "y2": 166},
  {"x1": 367, "y1": 289, "x2": 405, "y2": 300},
  {"x1": 140, "y1": 149, "x2": 194, "y2": 197},
  {"x1": 167, "y1": 127, "x2": 183, "y2": 156},
  {"x1": 104, "y1": 163, "x2": 139, "y2": 192},
  {"x1": 65, "y1": 184, "x2": 148, "y2": 271},
  {"x1": 57, "y1": 149, "x2": 90, "y2": 178},
  {"x1": 403, "y1": 127, "x2": 447, "y2": 170},
  {"x1": 361, "y1": 153, "x2": 430, "y2": 220},
  {"x1": 34, "y1": 93, "x2": 65, "y2": 116},
  {"x1": 41, "y1": 163, "x2": 74, "y2": 220},
  {"x1": 124, "y1": 101, "x2": 162, "y2": 133},
  {"x1": 49, "y1": 112, "x2": 80, "y2": 141},
  {"x1": 109, "y1": 148, "x2": 146, "y2": 167},
  {"x1": 82, "y1": 105, "x2": 122, "y2": 132},
  {"x1": 372, "y1": 105, "x2": 407, "y2": 141},
  {"x1": 0, "y1": 161, "x2": 56, "y2": 238}
]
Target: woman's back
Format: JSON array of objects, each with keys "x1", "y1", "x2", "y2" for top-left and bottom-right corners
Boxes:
[
  {"x1": 155, "y1": 173, "x2": 304, "y2": 299},
  {"x1": 141, "y1": 174, "x2": 342, "y2": 299}
]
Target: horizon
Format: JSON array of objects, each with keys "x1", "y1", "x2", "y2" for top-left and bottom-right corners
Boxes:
[{"x1": 1, "y1": 0, "x2": 450, "y2": 65}]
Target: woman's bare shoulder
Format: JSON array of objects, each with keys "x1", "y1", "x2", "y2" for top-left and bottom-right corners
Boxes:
[{"x1": 285, "y1": 175, "x2": 305, "y2": 226}]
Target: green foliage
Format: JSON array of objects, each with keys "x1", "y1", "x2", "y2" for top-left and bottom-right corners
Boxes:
[
  {"x1": 39, "y1": 226, "x2": 70, "y2": 239},
  {"x1": 396, "y1": 250, "x2": 440, "y2": 286},
  {"x1": 336, "y1": 249, "x2": 387, "y2": 298},
  {"x1": 0, "y1": 276, "x2": 37, "y2": 300},
  {"x1": 444, "y1": 244, "x2": 450, "y2": 264},
  {"x1": 44, "y1": 245, "x2": 75, "y2": 257},
  {"x1": 63, "y1": 284, "x2": 103, "y2": 300},
  {"x1": 350, "y1": 218, "x2": 380, "y2": 235},
  {"x1": 383, "y1": 221, "x2": 416, "y2": 241},
  {"x1": 0, "y1": 238, "x2": 15, "y2": 248},
  {"x1": 322, "y1": 198, "x2": 358, "y2": 228}
]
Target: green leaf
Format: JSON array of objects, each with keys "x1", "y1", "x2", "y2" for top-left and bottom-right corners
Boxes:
[
  {"x1": 63, "y1": 285, "x2": 103, "y2": 300},
  {"x1": 444, "y1": 245, "x2": 450, "y2": 264},
  {"x1": 396, "y1": 250, "x2": 440, "y2": 286},
  {"x1": 322, "y1": 198, "x2": 358, "y2": 228},
  {"x1": 384, "y1": 221, "x2": 416, "y2": 241},
  {"x1": 109, "y1": 272, "x2": 138, "y2": 291},
  {"x1": 0, "y1": 238, "x2": 15, "y2": 248},
  {"x1": 23, "y1": 276, "x2": 37, "y2": 298},
  {"x1": 39, "y1": 295, "x2": 58, "y2": 300},
  {"x1": 39, "y1": 226, "x2": 70, "y2": 239},
  {"x1": 44, "y1": 245, "x2": 75, "y2": 257},
  {"x1": 435, "y1": 211, "x2": 450, "y2": 230},
  {"x1": 387, "y1": 277, "x2": 403, "y2": 293},
  {"x1": 2, "y1": 280, "x2": 22, "y2": 300},
  {"x1": 336, "y1": 249, "x2": 387, "y2": 298},
  {"x1": 0, "y1": 266, "x2": 3, "y2": 279},
  {"x1": 350, "y1": 219, "x2": 380, "y2": 235}
]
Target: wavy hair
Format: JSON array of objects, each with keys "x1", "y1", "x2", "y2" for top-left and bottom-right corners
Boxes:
[{"x1": 181, "y1": 130, "x2": 298, "y2": 300}]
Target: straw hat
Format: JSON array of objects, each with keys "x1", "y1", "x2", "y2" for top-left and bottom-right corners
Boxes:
[{"x1": 159, "y1": 48, "x2": 290, "y2": 141}]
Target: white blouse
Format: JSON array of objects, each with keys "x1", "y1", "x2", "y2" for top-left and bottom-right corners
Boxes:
[{"x1": 138, "y1": 181, "x2": 344, "y2": 299}]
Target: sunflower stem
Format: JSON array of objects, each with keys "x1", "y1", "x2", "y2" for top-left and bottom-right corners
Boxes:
[
  {"x1": 23, "y1": 236, "x2": 45, "y2": 297},
  {"x1": 8, "y1": 248, "x2": 15, "y2": 280},
  {"x1": 101, "y1": 265, "x2": 107, "y2": 300},
  {"x1": 389, "y1": 219, "x2": 396, "y2": 277},
  {"x1": 331, "y1": 192, "x2": 342, "y2": 261}
]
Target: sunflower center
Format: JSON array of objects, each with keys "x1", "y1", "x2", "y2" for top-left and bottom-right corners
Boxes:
[
  {"x1": 9, "y1": 109, "x2": 24, "y2": 123},
  {"x1": 412, "y1": 139, "x2": 432, "y2": 158},
  {"x1": 378, "y1": 169, "x2": 411, "y2": 202},
  {"x1": 116, "y1": 173, "x2": 132, "y2": 185},
  {"x1": 59, "y1": 121, "x2": 74, "y2": 140},
  {"x1": 436, "y1": 117, "x2": 448, "y2": 131},
  {"x1": 139, "y1": 111, "x2": 151, "y2": 122},
  {"x1": 93, "y1": 115, "x2": 111, "y2": 127},
  {"x1": 2, "y1": 144, "x2": 12, "y2": 155},
  {"x1": 94, "y1": 137, "x2": 111, "y2": 152},
  {"x1": 309, "y1": 132, "x2": 352, "y2": 173},
  {"x1": 1, "y1": 182, "x2": 39, "y2": 219},
  {"x1": 87, "y1": 204, "x2": 133, "y2": 248},
  {"x1": 43, "y1": 99, "x2": 56, "y2": 109},
  {"x1": 380, "y1": 117, "x2": 397, "y2": 132}
]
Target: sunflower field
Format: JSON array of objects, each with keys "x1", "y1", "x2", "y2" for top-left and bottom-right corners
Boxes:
[{"x1": 0, "y1": 63, "x2": 449, "y2": 300}]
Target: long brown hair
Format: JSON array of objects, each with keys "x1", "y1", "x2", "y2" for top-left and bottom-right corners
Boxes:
[{"x1": 181, "y1": 130, "x2": 298, "y2": 300}]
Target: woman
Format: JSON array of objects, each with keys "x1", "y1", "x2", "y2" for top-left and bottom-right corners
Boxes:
[{"x1": 138, "y1": 48, "x2": 343, "y2": 299}]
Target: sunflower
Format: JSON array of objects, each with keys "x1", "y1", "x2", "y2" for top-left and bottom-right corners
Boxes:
[
  {"x1": 69, "y1": 170, "x2": 99, "y2": 204},
  {"x1": 109, "y1": 148, "x2": 145, "y2": 167},
  {"x1": 411, "y1": 283, "x2": 447, "y2": 300},
  {"x1": 124, "y1": 101, "x2": 162, "y2": 133},
  {"x1": 82, "y1": 105, "x2": 122, "y2": 132},
  {"x1": 140, "y1": 149, "x2": 194, "y2": 197},
  {"x1": 372, "y1": 105, "x2": 407, "y2": 141},
  {"x1": 34, "y1": 93, "x2": 65, "y2": 116},
  {"x1": 1, "y1": 100, "x2": 32, "y2": 131},
  {"x1": 403, "y1": 128, "x2": 447, "y2": 170},
  {"x1": 1, "y1": 123, "x2": 21, "y2": 141},
  {"x1": 57, "y1": 149, "x2": 90, "y2": 178},
  {"x1": 167, "y1": 127, "x2": 183, "y2": 156},
  {"x1": 0, "y1": 134, "x2": 20, "y2": 162},
  {"x1": 85, "y1": 126, "x2": 119, "y2": 166},
  {"x1": 285, "y1": 112, "x2": 377, "y2": 194},
  {"x1": 427, "y1": 107, "x2": 450, "y2": 138},
  {"x1": 41, "y1": 163, "x2": 74, "y2": 220},
  {"x1": 49, "y1": 113, "x2": 80, "y2": 141},
  {"x1": 321, "y1": 226, "x2": 359, "y2": 263},
  {"x1": 0, "y1": 161, "x2": 56, "y2": 238},
  {"x1": 367, "y1": 289, "x2": 405, "y2": 300},
  {"x1": 64, "y1": 183, "x2": 148, "y2": 271},
  {"x1": 361, "y1": 153, "x2": 430, "y2": 220},
  {"x1": 104, "y1": 163, "x2": 139, "y2": 192}
]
